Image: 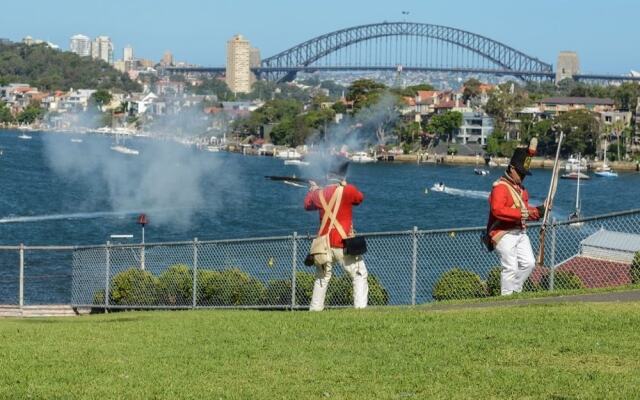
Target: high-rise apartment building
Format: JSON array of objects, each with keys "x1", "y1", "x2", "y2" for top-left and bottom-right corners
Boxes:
[
  {"x1": 91, "y1": 36, "x2": 114, "y2": 64},
  {"x1": 226, "y1": 35, "x2": 253, "y2": 94},
  {"x1": 70, "y1": 34, "x2": 91, "y2": 57},
  {"x1": 123, "y1": 45, "x2": 134, "y2": 62}
]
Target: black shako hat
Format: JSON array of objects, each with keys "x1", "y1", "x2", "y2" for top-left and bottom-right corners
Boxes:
[
  {"x1": 328, "y1": 156, "x2": 350, "y2": 178},
  {"x1": 509, "y1": 138, "x2": 538, "y2": 177}
]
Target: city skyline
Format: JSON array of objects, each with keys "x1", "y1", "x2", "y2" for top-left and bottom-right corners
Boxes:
[{"x1": 2, "y1": 0, "x2": 639, "y2": 73}]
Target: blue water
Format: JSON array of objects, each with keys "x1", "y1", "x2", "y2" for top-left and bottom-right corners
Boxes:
[
  {"x1": 1, "y1": 129, "x2": 639, "y2": 245},
  {"x1": 1, "y1": 129, "x2": 639, "y2": 305}
]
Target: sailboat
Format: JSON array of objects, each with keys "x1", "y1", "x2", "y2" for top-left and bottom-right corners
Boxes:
[
  {"x1": 568, "y1": 154, "x2": 584, "y2": 226},
  {"x1": 594, "y1": 140, "x2": 618, "y2": 177},
  {"x1": 110, "y1": 132, "x2": 139, "y2": 155}
]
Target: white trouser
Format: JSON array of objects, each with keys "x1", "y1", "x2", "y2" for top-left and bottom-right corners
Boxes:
[
  {"x1": 495, "y1": 231, "x2": 536, "y2": 296},
  {"x1": 309, "y1": 247, "x2": 368, "y2": 311}
]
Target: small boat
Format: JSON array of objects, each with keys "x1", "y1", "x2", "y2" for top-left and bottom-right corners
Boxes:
[
  {"x1": 70, "y1": 138, "x2": 83, "y2": 143},
  {"x1": 431, "y1": 182, "x2": 446, "y2": 192},
  {"x1": 474, "y1": 168, "x2": 490, "y2": 176},
  {"x1": 206, "y1": 145, "x2": 220, "y2": 152},
  {"x1": 18, "y1": 134, "x2": 32, "y2": 140},
  {"x1": 284, "y1": 160, "x2": 309, "y2": 166},
  {"x1": 564, "y1": 156, "x2": 586, "y2": 172},
  {"x1": 275, "y1": 149, "x2": 302, "y2": 160},
  {"x1": 110, "y1": 145, "x2": 139, "y2": 155},
  {"x1": 350, "y1": 151, "x2": 376, "y2": 163},
  {"x1": 594, "y1": 170, "x2": 618, "y2": 177},
  {"x1": 561, "y1": 172, "x2": 590, "y2": 180}
]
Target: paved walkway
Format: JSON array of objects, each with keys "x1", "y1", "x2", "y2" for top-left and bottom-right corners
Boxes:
[{"x1": 426, "y1": 289, "x2": 640, "y2": 312}]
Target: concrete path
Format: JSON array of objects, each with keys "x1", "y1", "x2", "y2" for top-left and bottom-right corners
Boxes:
[{"x1": 426, "y1": 289, "x2": 640, "y2": 312}]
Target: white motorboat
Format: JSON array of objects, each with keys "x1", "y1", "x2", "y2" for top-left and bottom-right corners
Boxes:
[
  {"x1": 561, "y1": 171, "x2": 590, "y2": 180},
  {"x1": 564, "y1": 156, "x2": 586, "y2": 172},
  {"x1": 350, "y1": 151, "x2": 376, "y2": 163},
  {"x1": 594, "y1": 170, "x2": 618, "y2": 177},
  {"x1": 70, "y1": 138, "x2": 83, "y2": 143},
  {"x1": 206, "y1": 145, "x2": 220, "y2": 152},
  {"x1": 276, "y1": 149, "x2": 302, "y2": 160},
  {"x1": 110, "y1": 145, "x2": 139, "y2": 155},
  {"x1": 284, "y1": 159, "x2": 309, "y2": 166},
  {"x1": 18, "y1": 134, "x2": 32, "y2": 140},
  {"x1": 474, "y1": 168, "x2": 490, "y2": 176},
  {"x1": 431, "y1": 182, "x2": 446, "y2": 192}
]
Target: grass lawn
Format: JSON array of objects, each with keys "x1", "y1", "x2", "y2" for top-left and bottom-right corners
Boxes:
[{"x1": 1, "y1": 302, "x2": 639, "y2": 399}]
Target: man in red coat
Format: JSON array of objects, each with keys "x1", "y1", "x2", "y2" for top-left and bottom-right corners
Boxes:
[
  {"x1": 486, "y1": 139, "x2": 545, "y2": 295},
  {"x1": 304, "y1": 157, "x2": 368, "y2": 311}
]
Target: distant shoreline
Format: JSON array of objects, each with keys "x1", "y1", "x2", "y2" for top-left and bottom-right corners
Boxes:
[{"x1": 2, "y1": 126, "x2": 639, "y2": 171}]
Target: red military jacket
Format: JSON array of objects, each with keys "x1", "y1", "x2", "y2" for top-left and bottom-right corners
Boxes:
[
  {"x1": 304, "y1": 183, "x2": 364, "y2": 248},
  {"x1": 486, "y1": 176, "x2": 541, "y2": 244}
]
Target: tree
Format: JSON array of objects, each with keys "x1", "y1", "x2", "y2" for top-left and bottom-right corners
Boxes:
[
  {"x1": 462, "y1": 78, "x2": 482, "y2": 103},
  {"x1": 0, "y1": 101, "x2": 14, "y2": 125},
  {"x1": 556, "y1": 109, "x2": 600, "y2": 156},
  {"x1": 354, "y1": 93, "x2": 401, "y2": 145},
  {"x1": 91, "y1": 89, "x2": 112, "y2": 109},
  {"x1": 346, "y1": 79, "x2": 386, "y2": 111},
  {"x1": 484, "y1": 82, "x2": 530, "y2": 132},
  {"x1": 16, "y1": 102, "x2": 44, "y2": 125},
  {"x1": 427, "y1": 111, "x2": 463, "y2": 142}
]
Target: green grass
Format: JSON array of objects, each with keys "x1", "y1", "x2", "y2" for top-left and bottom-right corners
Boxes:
[
  {"x1": 1, "y1": 303, "x2": 640, "y2": 399},
  {"x1": 427, "y1": 285, "x2": 640, "y2": 307}
]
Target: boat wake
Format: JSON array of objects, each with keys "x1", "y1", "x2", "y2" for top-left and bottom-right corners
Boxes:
[
  {"x1": 0, "y1": 210, "x2": 145, "y2": 224},
  {"x1": 429, "y1": 185, "x2": 490, "y2": 200}
]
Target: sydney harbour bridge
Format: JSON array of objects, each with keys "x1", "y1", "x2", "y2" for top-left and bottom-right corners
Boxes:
[{"x1": 168, "y1": 22, "x2": 639, "y2": 83}]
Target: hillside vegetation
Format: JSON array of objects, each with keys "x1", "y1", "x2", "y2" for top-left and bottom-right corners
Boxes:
[{"x1": 0, "y1": 42, "x2": 141, "y2": 92}]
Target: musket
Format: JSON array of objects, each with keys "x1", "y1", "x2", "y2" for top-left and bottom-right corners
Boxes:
[
  {"x1": 536, "y1": 131, "x2": 564, "y2": 267},
  {"x1": 264, "y1": 175, "x2": 314, "y2": 184}
]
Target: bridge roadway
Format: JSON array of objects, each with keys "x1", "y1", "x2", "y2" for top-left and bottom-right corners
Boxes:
[{"x1": 165, "y1": 66, "x2": 640, "y2": 83}]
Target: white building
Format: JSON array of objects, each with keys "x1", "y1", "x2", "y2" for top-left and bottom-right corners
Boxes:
[
  {"x1": 226, "y1": 35, "x2": 253, "y2": 94},
  {"x1": 91, "y1": 36, "x2": 113, "y2": 64},
  {"x1": 456, "y1": 112, "x2": 494, "y2": 145},
  {"x1": 70, "y1": 34, "x2": 91, "y2": 57},
  {"x1": 123, "y1": 45, "x2": 134, "y2": 62}
]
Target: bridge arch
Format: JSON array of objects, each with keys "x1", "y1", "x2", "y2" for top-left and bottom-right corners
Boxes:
[{"x1": 261, "y1": 22, "x2": 553, "y2": 81}]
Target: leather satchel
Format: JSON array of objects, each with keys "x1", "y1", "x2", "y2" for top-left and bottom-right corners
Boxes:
[{"x1": 307, "y1": 186, "x2": 344, "y2": 267}]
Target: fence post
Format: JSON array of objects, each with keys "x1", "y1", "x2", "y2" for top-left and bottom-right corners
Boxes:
[
  {"x1": 19, "y1": 243, "x2": 24, "y2": 309},
  {"x1": 105, "y1": 241, "x2": 110, "y2": 312},
  {"x1": 192, "y1": 238, "x2": 198, "y2": 309},
  {"x1": 411, "y1": 227, "x2": 418, "y2": 306},
  {"x1": 291, "y1": 232, "x2": 297, "y2": 310},
  {"x1": 549, "y1": 219, "x2": 557, "y2": 291}
]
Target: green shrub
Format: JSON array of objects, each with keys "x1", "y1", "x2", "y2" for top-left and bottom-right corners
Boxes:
[
  {"x1": 326, "y1": 273, "x2": 389, "y2": 306},
  {"x1": 264, "y1": 271, "x2": 389, "y2": 307},
  {"x1": 264, "y1": 271, "x2": 315, "y2": 306},
  {"x1": 539, "y1": 270, "x2": 585, "y2": 291},
  {"x1": 631, "y1": 252, "x2": 640, "y2": 284},
  {"x1": 196, "y1": 268, "x2": 265, "y2": 306},
  {"x1": 158, "y1": 264, "x2": 194, "y2": 306},
  {"x1": 433, "y1": 268, "x2": 486, "y2": 301},
  {"x1": 110, "y1": 268, "x2": 159, "y2": 306},
  {"x1": 486, "y1": 267, "x2": 502, "y2": 297}
]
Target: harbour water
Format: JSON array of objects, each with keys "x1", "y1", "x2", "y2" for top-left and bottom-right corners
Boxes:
[{"x1": 1, "y1": 129, "x2": 639, "y2": 245}]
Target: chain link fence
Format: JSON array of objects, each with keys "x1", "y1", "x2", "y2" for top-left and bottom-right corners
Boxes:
[{"x1": 1, "y1": 209, "x2": 640, "y2": 309}]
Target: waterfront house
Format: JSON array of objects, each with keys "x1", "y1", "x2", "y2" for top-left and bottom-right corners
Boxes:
[{"x1": 537, "y1": 97, "x2": 616, "y2": 116}]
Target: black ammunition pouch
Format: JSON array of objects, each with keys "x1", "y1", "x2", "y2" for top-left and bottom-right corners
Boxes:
[{"x1": 343, "y1": 236, "x2": 367, "y2": 256}]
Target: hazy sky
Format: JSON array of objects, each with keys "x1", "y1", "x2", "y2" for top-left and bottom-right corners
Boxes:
[{"x1": 2, "y1": 0, "x2": 638, "y2": 74}]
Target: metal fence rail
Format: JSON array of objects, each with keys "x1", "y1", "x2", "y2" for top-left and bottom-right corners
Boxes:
[{"x1": 1, "y1": 209, "x2": 640, "y2": 309}]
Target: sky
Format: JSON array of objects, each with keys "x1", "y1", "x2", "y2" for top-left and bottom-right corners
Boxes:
[{"x1": 1, "y1": 0, "x2": 638, "y2": 74}]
